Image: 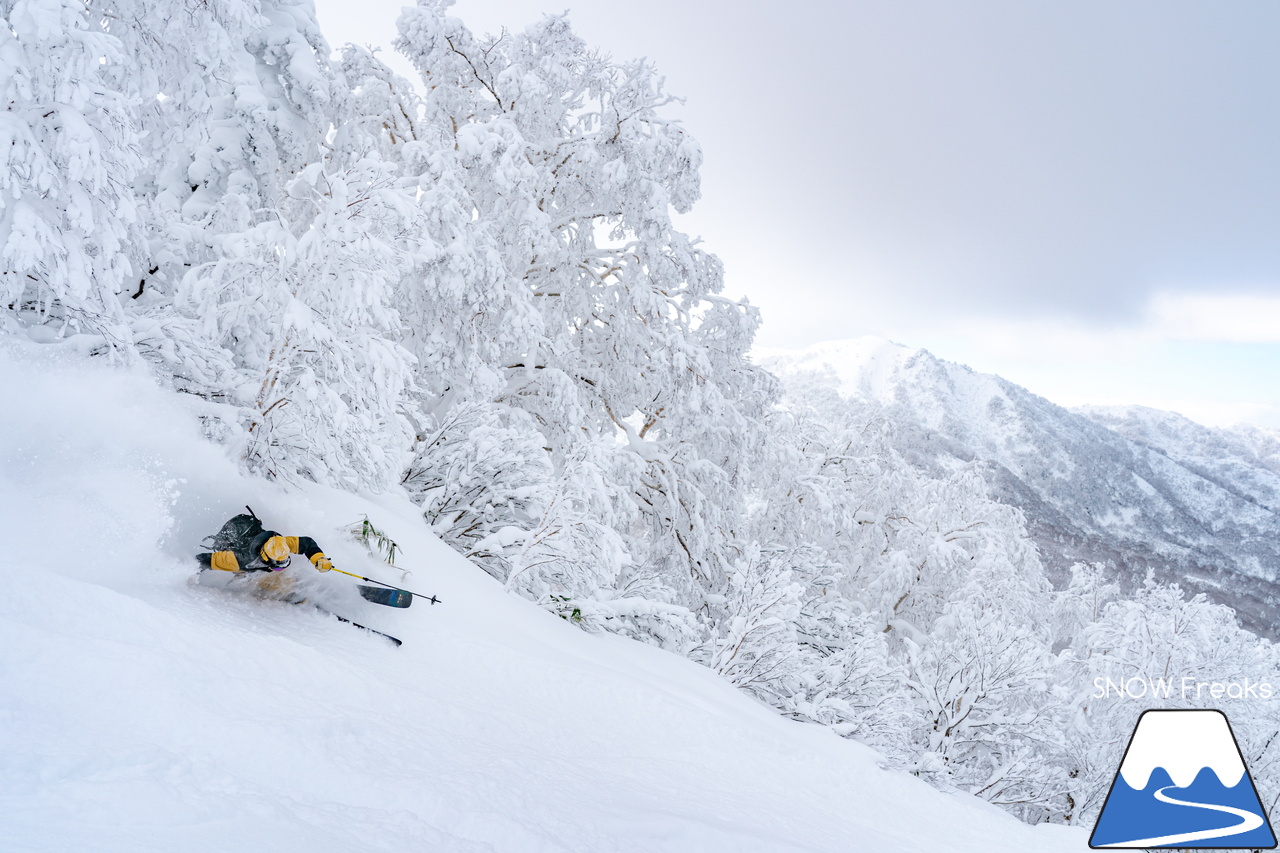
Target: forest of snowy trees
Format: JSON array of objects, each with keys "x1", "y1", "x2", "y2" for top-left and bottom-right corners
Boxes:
[{"x1": 4, "y1": 0, "x2": 1278, "y2": 827}]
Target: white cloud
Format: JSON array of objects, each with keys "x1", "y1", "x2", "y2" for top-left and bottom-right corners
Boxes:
[
  {"x1": 838, "y1": 291, "x2": 1280, "y2": 429},
  {"x1": 1051, "y1": 394, "x2": 1280, "y2": 430},
  {"x1": 1147, "y1": 292, "x2": 1280, "y2": 344}
]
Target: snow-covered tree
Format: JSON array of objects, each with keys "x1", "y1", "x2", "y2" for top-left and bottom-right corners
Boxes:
[
  {"x1": 904, "y1": 598, "x2": 1067, "y2": 819},
  {"x1": 704, "y1": 545, "x2": 805, "y2": 697},
  {"x1": 748, "y1": 378, "x2": 1074, "y2": 817},
  {"x1": 1, "y1": 0, "x2": 140, "y2": 349},
  {"x1": 179, "y1": 156, "x2": 418, "y2": 489},
  {"x1": 390, "y1": 0, "x2": 775, "y2": 625}
]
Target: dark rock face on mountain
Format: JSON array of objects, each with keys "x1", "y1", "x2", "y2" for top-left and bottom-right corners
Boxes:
[{"x1": 763, "y1": 338, "x2": 1280, "y2": 636}]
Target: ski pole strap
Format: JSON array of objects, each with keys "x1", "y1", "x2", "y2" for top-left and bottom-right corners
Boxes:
[{"x1": 330, "y1": 566, "x2": 441, "y2": 604}]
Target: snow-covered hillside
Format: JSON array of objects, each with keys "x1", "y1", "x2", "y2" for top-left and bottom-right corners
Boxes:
[
  {"x1": 0, "y1": 346, "x2": 1089, "y2": 851},
  {"x1": 1078, "y1": 404, "x2": 1280, "y2": 516},
  {"x1": 761, "y1": 338, "x2": 1280, "y2": 634}
]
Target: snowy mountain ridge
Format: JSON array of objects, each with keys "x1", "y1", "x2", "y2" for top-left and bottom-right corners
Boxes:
[
  {"x1": 1079, "y1": 404, "x2": 1280, "y2": 516},
  {"x1": 761, "y1": 337, "x2": 1280, "y2": 634}
]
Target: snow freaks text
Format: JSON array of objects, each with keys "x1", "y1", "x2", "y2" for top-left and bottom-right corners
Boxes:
[{"x1": 1093, "y1": 677, "x2": 1275, "y2": 701}]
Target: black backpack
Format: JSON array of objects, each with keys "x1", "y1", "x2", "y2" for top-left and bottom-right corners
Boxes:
[{"x1": 205, "y1": 506, "x2": 265, "y2": 552}]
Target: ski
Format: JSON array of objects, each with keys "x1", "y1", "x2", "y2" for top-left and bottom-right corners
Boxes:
[
  {"x1": 327, "y1": 567, "x2": 441, "y2": 606},
  {"x1": 194, "y1": 571, "x2": 403, "y2": 646},
  {"x1": 314, "y1": 605, "x2": 403, "y2": 647},
  {"x1": 357, "y1": 584, "x2": 413, "y2": 608}
]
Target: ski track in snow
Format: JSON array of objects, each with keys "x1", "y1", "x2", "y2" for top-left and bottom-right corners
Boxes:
[{"x1": 1096, "y1": 785, "x2": 1264, "y2": 848}]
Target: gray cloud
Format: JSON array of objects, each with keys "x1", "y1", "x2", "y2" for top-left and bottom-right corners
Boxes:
[{"x1": 325, "y1": 0, "x2": 1280, "y2": 342}]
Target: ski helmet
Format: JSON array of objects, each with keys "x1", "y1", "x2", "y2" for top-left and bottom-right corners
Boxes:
[{"x1": 260, "y1": 536, "x2": 291, "y2": 568}]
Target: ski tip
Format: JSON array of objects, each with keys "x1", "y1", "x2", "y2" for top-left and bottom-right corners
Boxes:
[
  {"x1": 360, "y1": 627, "x2": 403, "y2": 648},
  {"x1": 317, "y1": 606, "x2": 404, "y2": 647}
]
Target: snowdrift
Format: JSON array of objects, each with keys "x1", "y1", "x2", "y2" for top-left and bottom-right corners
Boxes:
[{"x1": 0, "y1": 344, "x2": 1087, "y2": 851}]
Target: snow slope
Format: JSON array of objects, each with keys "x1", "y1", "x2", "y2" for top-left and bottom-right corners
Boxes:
[
  {"x1": 0, "y1": 344, "x2": 1088, "y2": 851},
  {"x1": 761, "y1": 338, "x2": 1280, "y2": 635}
]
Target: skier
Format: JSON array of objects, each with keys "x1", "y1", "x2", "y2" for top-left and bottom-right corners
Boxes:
[
  {"x1": 196, "y1": 508, "x2": 334, "y2": 579},
  {"x1": 195, "y1": 511, "x2": 420, "y2": 607},
  {"x1": 194, "y1": 508, "x2": 414, "y2": 645}
]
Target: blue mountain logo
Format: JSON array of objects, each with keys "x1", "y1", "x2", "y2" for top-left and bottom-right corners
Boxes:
[{"x1": 1091, "y1": 709, "x2": 1276, "y2": 849}]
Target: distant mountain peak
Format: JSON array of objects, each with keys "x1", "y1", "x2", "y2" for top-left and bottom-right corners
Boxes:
[{"x1": 762, "y1": 337, "x2": 1280, "y2": 635}]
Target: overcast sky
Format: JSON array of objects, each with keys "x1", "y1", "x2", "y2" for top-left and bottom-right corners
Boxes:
[{"x1": 312, "y1": 0, "x2": 1280, "y2": 428}]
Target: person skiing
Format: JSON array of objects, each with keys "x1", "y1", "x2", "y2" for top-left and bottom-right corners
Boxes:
[
  {"x1": 193, "y1": 507, "x2": 414, "y2": 645},
  {"x1": 196, "y1": 507, "x2": 335, "y2": 576}
]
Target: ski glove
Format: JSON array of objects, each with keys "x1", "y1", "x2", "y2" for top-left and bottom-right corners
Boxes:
[{"x1": 311, "y1": 553, "x2": 334, "y2": 572}]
